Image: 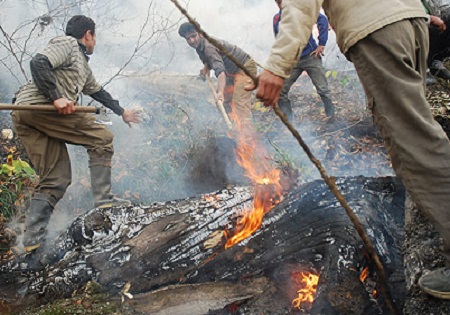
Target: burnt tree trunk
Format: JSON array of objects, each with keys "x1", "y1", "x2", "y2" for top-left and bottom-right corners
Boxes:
[{"x1": 1, "y1": 176, "x2": 406, "y2": 314}]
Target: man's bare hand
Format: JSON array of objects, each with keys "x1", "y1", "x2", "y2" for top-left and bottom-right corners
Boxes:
[
  {"x1": 200, "y1": 65, "x2": 210, "y2": 77},
  {"x1": 122, "y1": 108, "x2": 142, "y2": 127},
  {"x1": 430, "y1": 15, "x2": 446, "y2": 32},
  {"x1": 252, "y1": 70, "x2": 284, "y2": 107},
  {"x1": 215, "y1": 91, "x2": 225, "y2": 104},
  {"x1": 53, "y1": 98, "x2": 75, "y2": 115},
  {"x1": 310, "y1": 45, "x2": 325, "y2": 58}
]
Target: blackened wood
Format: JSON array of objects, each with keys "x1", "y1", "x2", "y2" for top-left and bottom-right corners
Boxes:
[{"x1": 0, "y1": 176, "x2": 406, "y2": 314}]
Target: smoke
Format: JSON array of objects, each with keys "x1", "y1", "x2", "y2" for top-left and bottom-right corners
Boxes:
[{"x1": 0, "y1": 0, "x2": 394, "y2": 246}]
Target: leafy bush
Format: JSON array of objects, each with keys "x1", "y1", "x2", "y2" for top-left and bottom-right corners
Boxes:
[{"x1": 0, "y1": 155, "x2": 36, "y2": 218}]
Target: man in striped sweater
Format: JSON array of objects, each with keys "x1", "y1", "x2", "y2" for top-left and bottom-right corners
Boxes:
[{"x1": 12, "y1": 15, "x2": 141, "y2": 253}]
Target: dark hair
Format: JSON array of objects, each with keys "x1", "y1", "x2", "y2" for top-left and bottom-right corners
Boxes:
[
  {"x1": 178, "y1": 22, "x2": 197, "y2": 38},
  {"x1": 65, "y1": 15, "x2": 95, "y2": 39}
]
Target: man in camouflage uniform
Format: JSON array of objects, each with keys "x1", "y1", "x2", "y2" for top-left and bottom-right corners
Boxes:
[{"x1": 12, "y1": 15, "x2": 141, "y2": 252}]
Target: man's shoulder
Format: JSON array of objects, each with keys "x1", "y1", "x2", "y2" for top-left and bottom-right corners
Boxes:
[
  {"x1": 204, "y1": 37, "x2": 221, "y2": 53},
  {"x1": 48, "y1": 35, "x2": 78, "y2": 46}
]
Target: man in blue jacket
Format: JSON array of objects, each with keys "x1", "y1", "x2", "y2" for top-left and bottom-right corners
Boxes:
[{"x1": 274, "y1": 0, "x2": 334, "y2": 121}]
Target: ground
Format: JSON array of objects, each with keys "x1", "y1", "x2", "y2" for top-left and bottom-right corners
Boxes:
[{"x1": 0, "y1": 71, "x2": 449, "y2": 314}]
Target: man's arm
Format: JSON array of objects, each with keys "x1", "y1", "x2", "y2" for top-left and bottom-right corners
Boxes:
[
  {"x1": 316, "y1": 13, "x2": 329, "y2": 47},
  {"x1": 90, "y1": 88, "x2": 124, "y2": 116},
  {"x1": 216, "y1": 71, "x2": 226, "y2": 103},
  {"x1": 203, "y1": 44, "x2": 227, "y2": 103},
  {"x1": 310, "y1": 12, "x2": 329, "y2": 58},
  {"x1": 30, "y1": 54, "x2": 63, "y2": 102},
  {"x1": 258, "y1": 0, "x2": 323, "y2": 106},
  {"x1": 30, "y1": 53, "x2": 75, "y2": 114},
  {"x1": 265, "y1": 0, "x2": 322, "y2": 78},
  {"x1": 90, "y1": 89, "x2": 141, "y2": 127}
]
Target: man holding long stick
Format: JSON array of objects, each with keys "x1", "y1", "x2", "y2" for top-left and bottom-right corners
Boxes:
[
  {"x1": 254, "y1": 0, "x2": 450, "y2": 299},
  {"x1": 12, "y1": 15, "x2": 141, "y2": 253},
  {"x1": 178, "y1": 22, "x2": 257, "y2": 136}
]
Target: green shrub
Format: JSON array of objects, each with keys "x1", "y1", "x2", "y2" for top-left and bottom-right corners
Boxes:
[{"x1": 0, "y1": 155, "x2": 36, "y2": 218}]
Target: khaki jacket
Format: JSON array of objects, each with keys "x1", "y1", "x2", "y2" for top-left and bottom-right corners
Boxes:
[{"x1": 266, "y1": 0, "x2": 428, "y2": 78}]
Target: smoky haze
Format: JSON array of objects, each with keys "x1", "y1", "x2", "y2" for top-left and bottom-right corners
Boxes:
[{"x1": 1, "y1": 0, "x2": 393, "y2": 243}]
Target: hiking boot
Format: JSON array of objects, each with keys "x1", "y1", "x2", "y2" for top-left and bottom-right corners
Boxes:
[
  {"x1": 90, "y1": 164, "x2": 131, "y2": 208},
  {"x1": 22, "y1": 199, "x2": 54, "y2": 251},
  {"x1": 418, "y1": 267, "x2": 450, "y2": 299},
  {"x1": 430, "y1": 60, "x2": 450, "y2": 80},
  {"x1": 322, "y1": 96, "x2": 335, "y2": 118}
]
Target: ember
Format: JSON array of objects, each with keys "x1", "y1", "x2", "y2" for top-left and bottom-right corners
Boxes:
[
  {"x1": 360, "y1": 266, "x2": 369, "y2": 282},
  {"x1": 224, "y1": 101, "x2": 283, "y2": 248},
  {"x1": 291, "y1": 271, "x2": 319, "y2": 309}
]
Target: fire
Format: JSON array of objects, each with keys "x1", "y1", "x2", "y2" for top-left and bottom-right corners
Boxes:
[
  {"x1": 291, "y1": 271, "x2": 319, "y2": 309},
  {"x1": 359, "y1": 266, "x2": 369, "y2": 282},
  {"x1": 224, "y1": 96, "x2": 283, "y2": 249}
]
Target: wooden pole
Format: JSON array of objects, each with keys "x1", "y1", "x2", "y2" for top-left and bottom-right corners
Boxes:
[
  {"x1": 0, "y1": 103, "x2": 99, "y2": 113},
  {"x1": 204, "y1": 76, "x2": 233, "y2": 131}
]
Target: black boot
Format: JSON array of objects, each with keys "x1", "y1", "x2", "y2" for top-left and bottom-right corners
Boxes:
[
  {"x1": 22, "y1": 199, "x2": 53, "y2": 252},
  {"x1": 90, "y1": 164, "x2": 131, "y2": 208},
  {"x1": 430, "y1": 60, "x2": 450, "y2": 80},
  {"x1": 277, "y1": 98, "x2": 293, "y2": 121},
  {"x1": 322, "y1": 96, "x2": 335, "y2": 118}
]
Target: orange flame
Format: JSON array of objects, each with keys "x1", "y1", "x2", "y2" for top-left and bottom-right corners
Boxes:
[
  {"x1": 224, "y1": 95, "x2": 283, "y2": 249},
  {"x1": 360, "y1": 266, "x2": 369, "y2": 282},
  {"x1": 291, "y1": 271, "x2": 319, "y2": 309}
]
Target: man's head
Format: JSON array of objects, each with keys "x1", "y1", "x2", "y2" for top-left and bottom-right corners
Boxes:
[
  {"x1": 178, "y1": 22, "x2": 202, "y2": 49},
  {"x1": 275, "y1": 0, "x2": 282, "y2": 10},
  {"x1": 66, "y1": 15, "x2": 96, "y2": 55}
]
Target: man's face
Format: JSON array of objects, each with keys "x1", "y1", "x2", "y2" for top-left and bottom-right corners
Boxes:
[
  {"x1": 85, "y1": 30, "x2": 96, "y2": 55},
  {"x1": 184, "y1": 31, "x2": 201, "y2": 49}
]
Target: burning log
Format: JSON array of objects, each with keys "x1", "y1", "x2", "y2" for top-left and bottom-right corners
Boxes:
[{"x1": 0, "y1": 176, "x2": 406, "y2": 314}]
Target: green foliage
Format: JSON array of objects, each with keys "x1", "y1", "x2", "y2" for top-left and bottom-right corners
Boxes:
[
  {"x1": 0, "y1": 155, "x2": 36, "y2": 218},
  {"x1": 325, "y1": 70, "x2": 339, "y2": 79}
]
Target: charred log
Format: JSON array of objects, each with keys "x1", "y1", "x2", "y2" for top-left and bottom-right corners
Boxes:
[{"x1": 0, "y1": 176, "x2": 406, "y2": 314}]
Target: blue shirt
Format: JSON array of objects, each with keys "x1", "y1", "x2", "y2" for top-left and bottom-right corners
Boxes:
[{"x1": 273, "y1": 11, "x2": 329, "y2": 58}]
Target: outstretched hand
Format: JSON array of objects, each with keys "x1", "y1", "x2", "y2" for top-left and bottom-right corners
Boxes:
[
  {"x1": 122, "y1": 108, "x2": 143, "y2": 128},
  {"x1": 245, "y1": 69, "x2": 284, "y2": 107}
]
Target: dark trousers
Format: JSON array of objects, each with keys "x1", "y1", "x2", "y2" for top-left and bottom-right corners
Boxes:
[{"x1": 428, "y1": 17, "x2": 450, "y2": 65}]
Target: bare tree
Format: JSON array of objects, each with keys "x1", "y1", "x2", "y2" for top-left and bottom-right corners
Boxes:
[{"x1": 0, "y1": 0, "x2": 181, "y2": 94}]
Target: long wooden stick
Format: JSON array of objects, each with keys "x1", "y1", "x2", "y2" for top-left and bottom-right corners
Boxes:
[
  {"x1": 0, "y1": 103, "x2": 99, "y2": 113},
  {"x1": 204, "y1": 76, "x2": 233, "y2": 131},
  {"x1": 170, "y1": 1, "x2": 399, "y2": 314}
]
